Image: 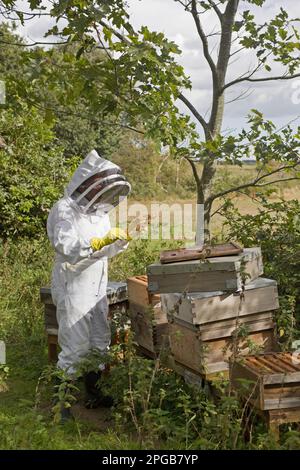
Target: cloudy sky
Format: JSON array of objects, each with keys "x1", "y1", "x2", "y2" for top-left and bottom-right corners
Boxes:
[{"x1": 8, "y1": 0, "x2": 300, "y2": 135}]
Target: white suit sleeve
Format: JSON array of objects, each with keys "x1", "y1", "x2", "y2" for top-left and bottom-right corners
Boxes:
[{"x1": 53, "y1": 219, "x2": 93, "y2": 265}]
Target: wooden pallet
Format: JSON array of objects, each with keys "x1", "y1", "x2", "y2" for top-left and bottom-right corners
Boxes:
[
  {"x1": 127, "y1": 275, "x2": 169, "y2": 357},
  {"x1": 147, "y1": 247, "x2": 263, "y2": 294}
]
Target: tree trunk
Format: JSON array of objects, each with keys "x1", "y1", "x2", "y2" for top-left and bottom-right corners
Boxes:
[{"x1": 196, "y1": 176, "x2": 213, "y2": 244}]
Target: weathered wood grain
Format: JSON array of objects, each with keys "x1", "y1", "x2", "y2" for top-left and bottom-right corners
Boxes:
[
  {"x1": 168, "y1": 318, "x2": 274, "y2": 376},
  {"x1": 148, "y1": 248, "x2": 263, "y2": 293},
  {"x1": 231, "y1": 352, "x2": 300, "y2": 411},
  {"x1": 161, "y1": 278, "x2": 279, "y2": 325},
  {"x1": 160, "y1": 242, "x2": 242, "y2": 264},
  {"x1": 127, "y1": 275, "x2": 169, "y2": 356}
]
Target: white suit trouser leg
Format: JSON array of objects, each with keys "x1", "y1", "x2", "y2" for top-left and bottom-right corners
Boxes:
[{"x1": 56, "y1": 296, "x2": 111, "y2": 375}]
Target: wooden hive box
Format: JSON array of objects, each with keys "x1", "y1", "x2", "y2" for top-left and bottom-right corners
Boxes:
[
  {"x1": 168, "y1": 316, "x2": 276, "y2": 379},
  {"x1": 127, "y1": 275, "x2": 169, "y2": 358},
  {"x1": 147, "y1": 247, "x2": 263, "y2": 294},
  {"x1": 231, "y1": 352, "x2": 300, "y2": 410},
  {"x1": 161, "y1": 277, "x2": 279, "y2": 325}
]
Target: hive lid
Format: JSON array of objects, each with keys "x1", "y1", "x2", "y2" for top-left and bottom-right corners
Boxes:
[{"x1": 147, "y1": 247, "x2": 262, "y2": 275}]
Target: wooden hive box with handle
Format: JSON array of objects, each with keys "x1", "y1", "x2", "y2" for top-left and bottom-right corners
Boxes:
[
  {"x1": 162, "y1": 277, "x2": 279, "y2": 379},
  {"x1": 168, "y1": 317, "x2": 276, "y2": 379},
  {"x1": 127, "y1": 275, "x2": 169, "y2": 358},
  {"x1": 231, "y1": 352, "x2": 300, "y2": 410},
  {"x1": 147, "y1": 247, "x2": 263, "y2": 294},
  {"x1": 160, "y1": 278, "x2": 279, "y2": 325}
]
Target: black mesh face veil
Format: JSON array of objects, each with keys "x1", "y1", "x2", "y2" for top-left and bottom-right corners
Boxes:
[{"x1": 71, "y1": 167, "x2": 130, "y2": 213}]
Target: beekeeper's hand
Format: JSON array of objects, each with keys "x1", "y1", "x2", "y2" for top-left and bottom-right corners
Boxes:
[{"x1": 90, "y1": 228, "x2": 131, "y2": 252}]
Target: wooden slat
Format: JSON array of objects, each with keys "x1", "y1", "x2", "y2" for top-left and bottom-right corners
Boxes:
[
  {"x1": 268, "y1": 407, "x2": 300, "y2": 424},
  {"x1": 127, "y1": 278, "x2": 150, "y2": 307},
  {"x1": 160, "y1": 242, "x2": 242, "y2": 264},
  {"x1": 264, "y1": 397, "x2": 300, "y2": 410},
  {"x1": 264, "y1": 355, "x2": 297, "y2": 373},
  {"x1": 149, "y1": 271, "x2": 243, "y2": 294},
  {"x1": 169, "y1": 318, "x2": 274, "y2": 375},
  {"x1": 243, "y1": 353, "x2": 300, "y2": 376},
  {"x1": 198, "y1": 319, "x2": 274, "y2": 342},
  {"x1": 129, "y1": 296, "x2": 168, "y2": 355}
]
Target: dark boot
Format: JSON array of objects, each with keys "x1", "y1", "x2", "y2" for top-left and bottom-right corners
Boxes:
[
  {"x1": 84, "y1": 371, "x2": 113, "y2": 409},
  {"x1": 60, "y1": 405, "x2": 74, "y2": 423}
]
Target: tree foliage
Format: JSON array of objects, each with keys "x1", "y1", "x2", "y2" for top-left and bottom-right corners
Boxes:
[
  {"x1": 1, "y1": 1, "x2": 300, "y2": 239},
  {"x1": 0, "y1": 105, "x2": 73, "y2": 238}
]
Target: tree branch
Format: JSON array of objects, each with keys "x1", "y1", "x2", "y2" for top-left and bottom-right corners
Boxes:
[
  {"x1": 0, "y1": 39, "x2": 69, "y2": 47},
  {"x1": 208, "y1": 0, "x2": 239, "y2": 136},
  {"x1": 184, "y1": 156, "x2": 201, "y2": 188},
  {"x1": 23, "y1": 94, "x2": 145, "y2": 135},
  {"x1": 178, "y1": 92, "x2": 209, "y2": 137},
  {"x1": 223, "y1": 72, "x2": 300, "y2": 91},
  {"x1": 254, "y1": 177, "x2": 300, "y2": 187},
  {"x1": 97, "y1": 19, "x2": 132, "y2": 45},
  {"x1": 216, "y1": 0, "x2": 240, "y2": 85},
  {"x1": 191, "y1": 0, "x2": 218, "y2": 81},
  {"x1": 208, "y1": 0, "x2": 223, "y2": 23},
  {"x1": 209, "y1": 161, "x2": 300, "y2": 201}
]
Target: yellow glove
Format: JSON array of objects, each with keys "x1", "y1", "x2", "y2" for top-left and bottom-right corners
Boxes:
[{"x1": 90, "y1": 228, "x2": 131, "y2": 252}]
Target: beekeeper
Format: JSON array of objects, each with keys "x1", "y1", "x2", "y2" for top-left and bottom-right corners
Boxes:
[{"x1": 47, "y1": 149, "x2": 131, "y2": 416}]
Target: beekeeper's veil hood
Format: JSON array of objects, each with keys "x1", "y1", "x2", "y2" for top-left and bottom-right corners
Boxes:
[{"x1": 65, "y1": 150, "x2": 131, "y2": 214}]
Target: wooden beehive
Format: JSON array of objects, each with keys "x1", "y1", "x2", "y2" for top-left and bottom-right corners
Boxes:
[
  {"x1": 168, "y1": 316, "x2": 275, "y2": 378},
  {"x1": 161, "y1": 278, "x2": 279, "y2": 325},
  {"x1": 127, "y1": 275, "x2": 169, "y2": 357},
  {"x1": 231, "y1": 352, "x2": 300, "y2": 410},
  {"x1": 147, "y1": 247, "x2": 263, "y2": 294}
]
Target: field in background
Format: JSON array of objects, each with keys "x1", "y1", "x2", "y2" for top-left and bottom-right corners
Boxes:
[{"x1": 117, "y1": 163, "x2": 300, "y2": 239}]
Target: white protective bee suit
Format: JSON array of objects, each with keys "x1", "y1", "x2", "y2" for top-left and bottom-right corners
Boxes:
[{"x1": 47, "y1": 150, "x2": 130, "y2": 374}]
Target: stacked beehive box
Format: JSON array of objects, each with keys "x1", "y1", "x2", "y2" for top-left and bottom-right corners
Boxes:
[
  {"x1": 230, "y1": 352, "x2": 300, "y2": 439},
  {"x1": 127, "y1": 275, "x2": 169, "y2": 358},
  {"x1": 147, "y1": 247, "x2": 280, "y2": 379}
]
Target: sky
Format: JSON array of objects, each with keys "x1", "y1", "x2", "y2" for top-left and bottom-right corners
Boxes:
[{"x1": 5, "y1": 0, "x2": 300, "y2": 135}]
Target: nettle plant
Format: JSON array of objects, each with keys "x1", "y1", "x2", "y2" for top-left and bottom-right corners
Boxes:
[{"x1": 1, "y1": 0, "x2": 300, "y2": 239}]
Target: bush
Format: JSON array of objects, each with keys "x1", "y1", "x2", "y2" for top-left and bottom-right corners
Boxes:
[
  {"x1": 222, "y1": 198, "x2": 300, "y2": 347},
  {"x1": 0, "y1": 105, "x2": 73, "y2": 239}
]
